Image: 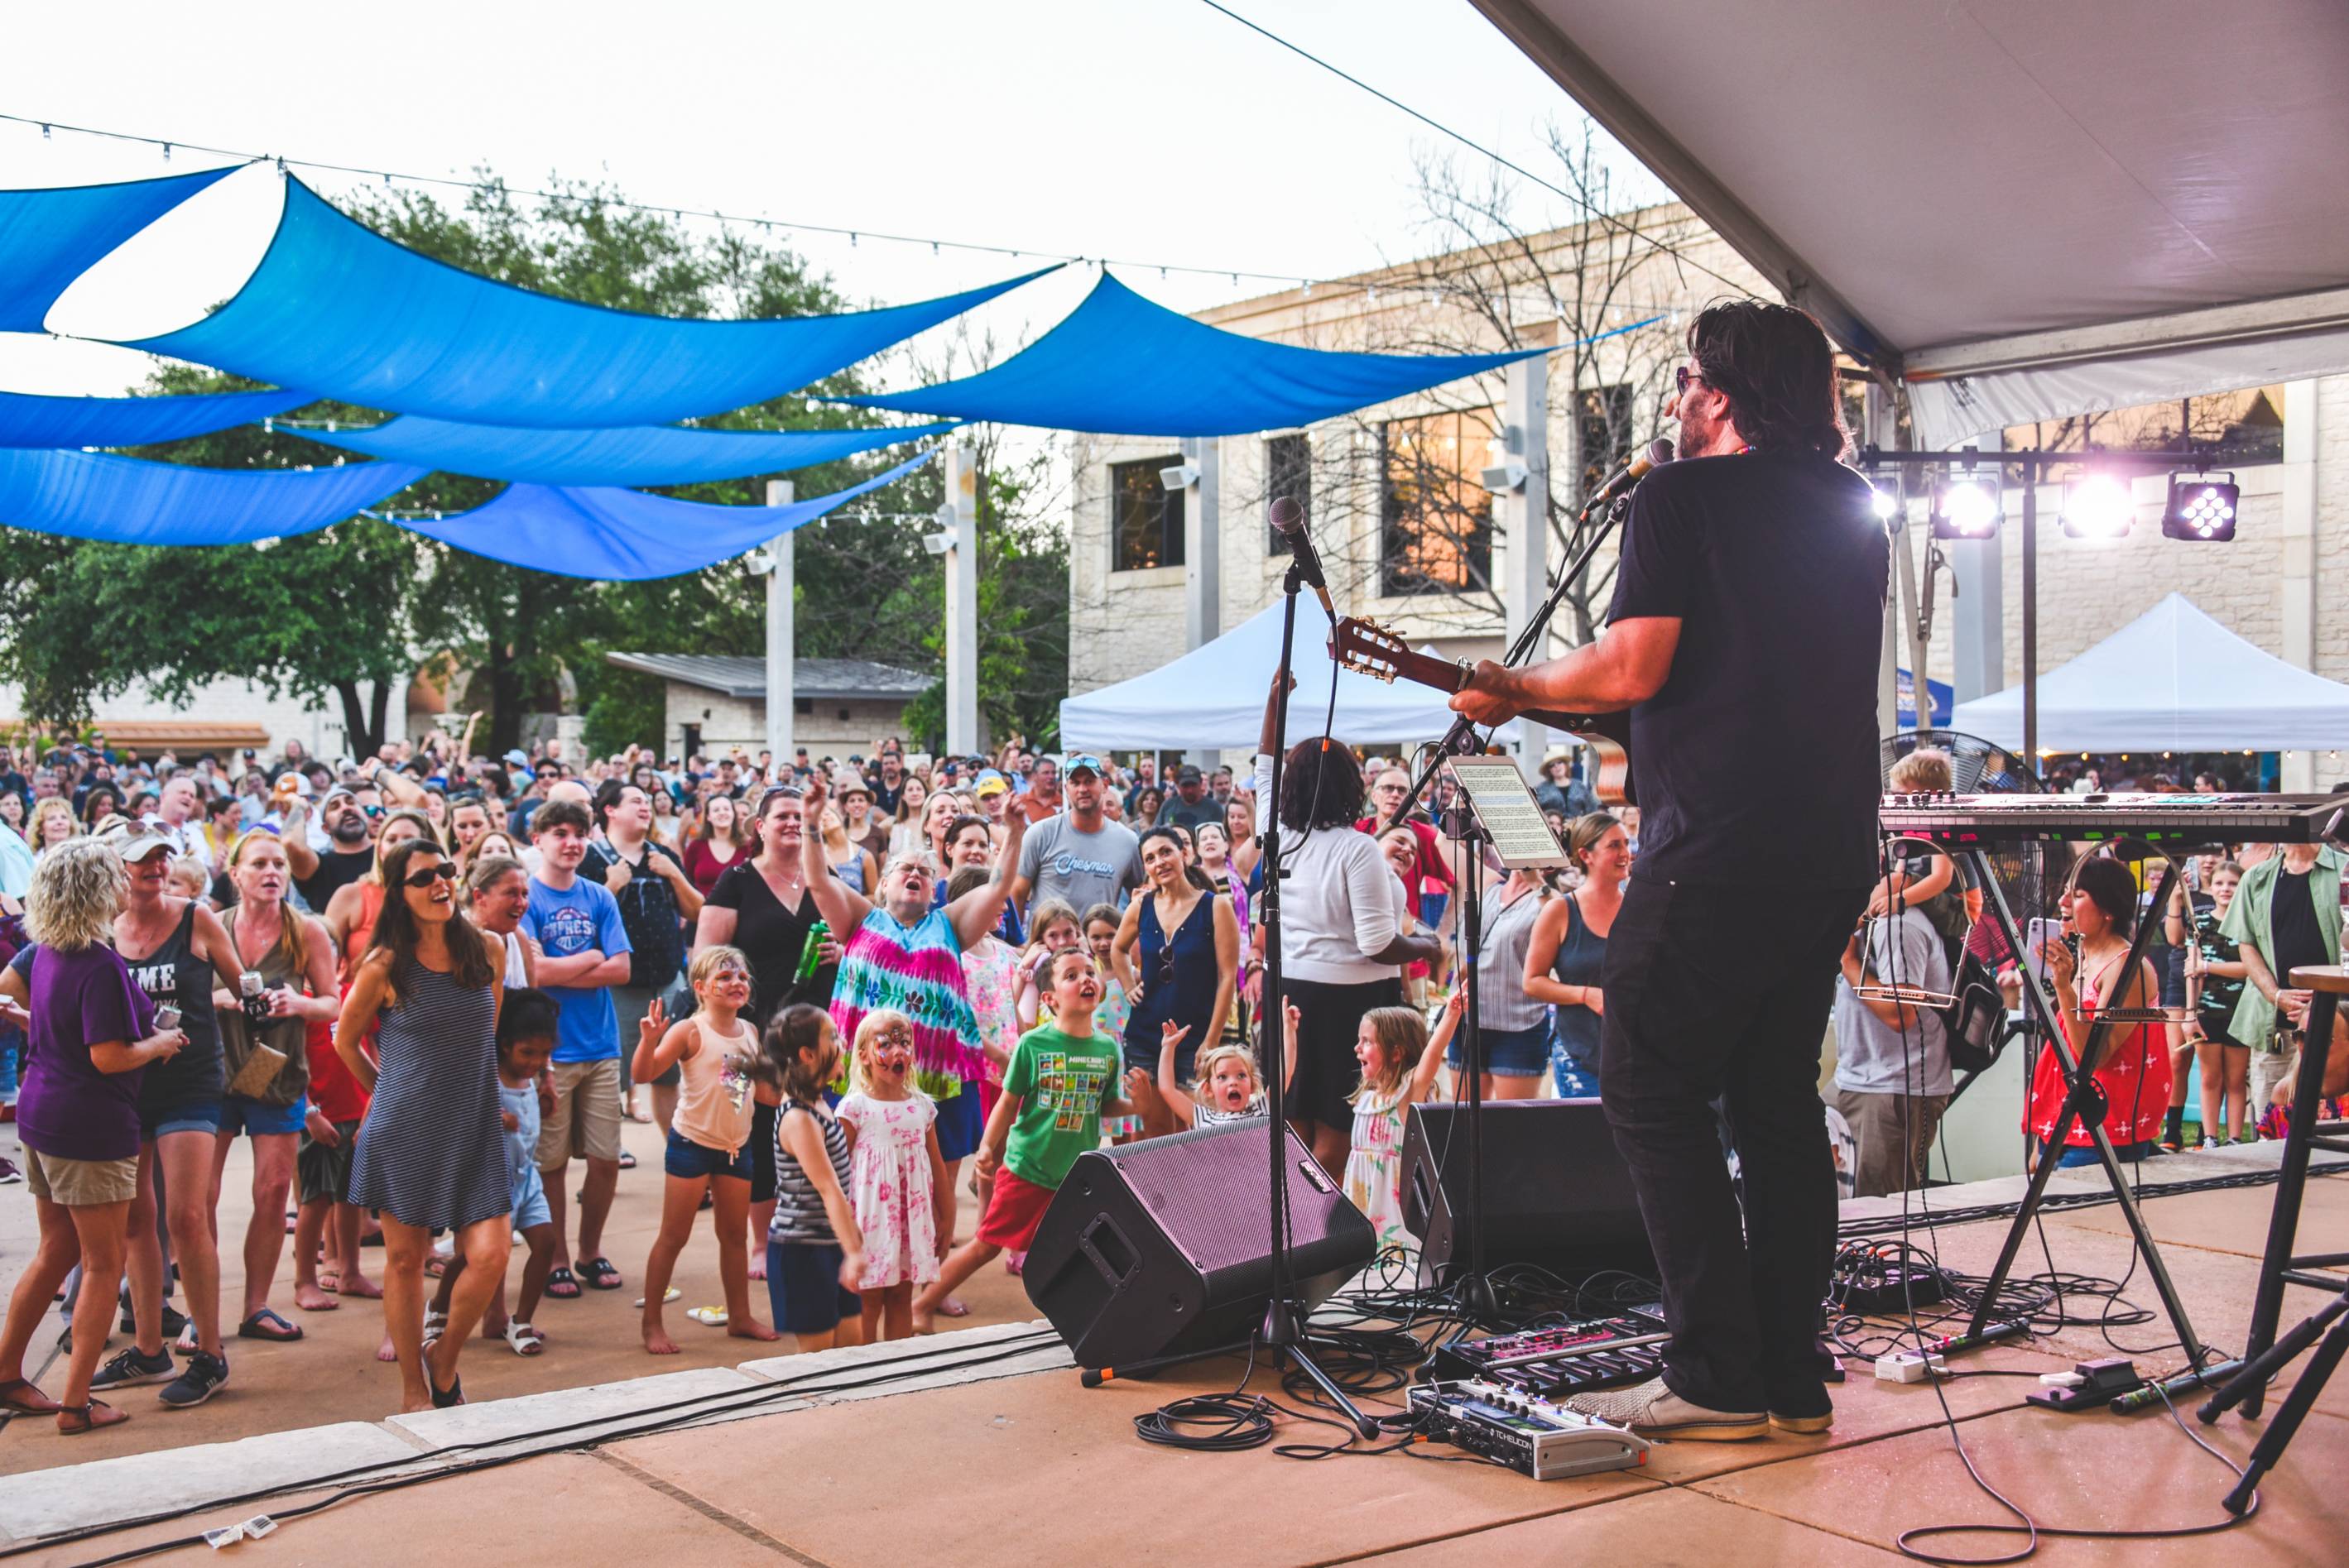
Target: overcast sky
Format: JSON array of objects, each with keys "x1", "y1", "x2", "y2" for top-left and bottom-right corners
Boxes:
[{"x1": 0, "y1": 0, "x2": 1660, "y2": 399}]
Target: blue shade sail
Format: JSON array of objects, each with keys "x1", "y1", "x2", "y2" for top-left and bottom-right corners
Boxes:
[
  {"x1": 0, "y1": 447, "x2": 425, "y2": 545},
  {"x1": 840, "y1": 271, "x2": 1544, "y2": 436},
  {"x1": 294, "y1": 413, "x2": 958, "y2": 486},
  {"x1": 391, "y1": 448, "x2": 937, "y2": 579},
  {"x1": 0, "y1": 167, "x2": 236, "y2": 332},
  {"x1": 0, "y1": 386, "x2": 312, "y2": 448},
  {"x1": 129, "y1": 177, "x2": 1054, "y2": 429}
]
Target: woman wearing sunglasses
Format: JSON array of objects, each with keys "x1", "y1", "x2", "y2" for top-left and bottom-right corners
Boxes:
[
  {"x1": 336, "y1": 837, "x2": 509, "y2": 1414},
  {"x1": 1111, "y1": 826, "x2": 1238, "y2": 1134}
]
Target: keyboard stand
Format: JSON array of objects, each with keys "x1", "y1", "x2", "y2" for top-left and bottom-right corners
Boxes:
[{"x1": 1951, "y1": 846, "x2": 2208, "y2": 1365}]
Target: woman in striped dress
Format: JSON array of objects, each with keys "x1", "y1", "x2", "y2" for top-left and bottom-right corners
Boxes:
[
  {"x1": 336, "y1": 837, "x2": 509, "y2": 1414},
  {"x1": 797, "y1": 771, "x2": 1029, "y2": 1175}
]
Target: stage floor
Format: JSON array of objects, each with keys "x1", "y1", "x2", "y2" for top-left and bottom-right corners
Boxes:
[{"x1": 2, "y1": 1161, "x2": 2343, "y2": 1565}]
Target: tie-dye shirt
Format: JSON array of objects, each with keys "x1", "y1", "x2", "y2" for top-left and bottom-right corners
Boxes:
[{"x1": 830, "y1": 906, "x2": 978, "y2": 1100}]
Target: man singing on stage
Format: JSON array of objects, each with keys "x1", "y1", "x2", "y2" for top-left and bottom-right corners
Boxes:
[{"x1": 1450, "y1": 300, "x2": 1887, "y2": 1441}]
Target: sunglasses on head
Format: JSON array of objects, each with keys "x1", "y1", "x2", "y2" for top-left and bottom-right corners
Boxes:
[{"x1": 401, "y1": 861, "x2": 456, "y2": 889}]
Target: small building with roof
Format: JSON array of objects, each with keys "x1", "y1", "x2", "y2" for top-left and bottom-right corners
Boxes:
[{"x1": 604, "y1": 652, "x2": 930, "y2": 763}]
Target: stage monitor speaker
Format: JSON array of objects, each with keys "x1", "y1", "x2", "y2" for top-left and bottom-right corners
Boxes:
[
  {"x1": 1025, "y1": 1120, "x2": 1376, "y2": 1373},
  {"x1": 1400, "y1": 1098, "x2": 1655, "y2": 1289}
]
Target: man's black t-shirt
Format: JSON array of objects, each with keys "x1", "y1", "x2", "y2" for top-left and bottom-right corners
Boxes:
[
  {"x1": 298, "y1": 846, "x2": 376, "y2": 913},
  {"x1": 1606, "y1": 450, "x2": 1886, "y2": 889}
]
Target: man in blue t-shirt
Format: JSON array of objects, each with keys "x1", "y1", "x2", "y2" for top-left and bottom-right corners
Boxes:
[{"x1": 522, "y1": 797, "x2": 632, "y2": 1295}]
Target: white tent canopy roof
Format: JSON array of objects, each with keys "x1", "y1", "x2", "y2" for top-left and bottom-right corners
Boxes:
[
  {"x1": 1059, "y1": 597, "x2": 1520, "y2": 755},
  {"x1": 1472, "y1": 1, "x2": 2349, "y2": 443},
  {"x1": 1948, "y1": 593, "x2": 2349, "y2": 754}
]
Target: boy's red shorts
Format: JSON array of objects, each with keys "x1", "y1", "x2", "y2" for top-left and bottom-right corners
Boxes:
[{"x1": 976, "y1": 1167, "x2": 1056, "y2": 1252}]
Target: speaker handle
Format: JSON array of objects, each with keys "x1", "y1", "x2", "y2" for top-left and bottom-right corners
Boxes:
[{"x1": 1078, "y1": 1214, "x2": 1139, "y2": 1290}]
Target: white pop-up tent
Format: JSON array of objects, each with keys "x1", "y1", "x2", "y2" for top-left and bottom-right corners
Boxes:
[
  {"x1": 1059, "y1": 597, "x2": 1520, "y2": 755},
  {"x1": 1950, "y1": 593, "x2": 2349, "y2": 754}
]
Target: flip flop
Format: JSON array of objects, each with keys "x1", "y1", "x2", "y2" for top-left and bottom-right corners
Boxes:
[
  {"x1": 617, "y1": 1151, "x2": 638, "y2": 1170},
  {"x1": 429, "y1": 1371, "x2": 464, "y2": 1409},
  {"x1": 0, "y1": 1377, "x2": 60, "y2": 1416},
  {"x1": 544, "y1": 1267, "x2": 582, "y2": 1300},
  {"x1": 315, "y1": 1268, "x2": 343, "y2": 1295},
  {"x1": 685, "y1": 1306, "x2": 729, "y2": 1327},
  {"x1": 579, "y1": 1258, "x2": 625, "y2": 1292},
  {"x1": 238, "y1": 1307, "x2": 304, "y2": 1342},
  {"x1": 632, "y1": 1287, "x2": 683, "y2": 1308}
]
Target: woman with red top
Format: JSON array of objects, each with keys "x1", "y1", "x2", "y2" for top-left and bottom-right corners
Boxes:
[
  {"x1": 2029, "y1": 856, "x2": 2172, "y2": 1168},
  {"x1": 1358, "y1": 766, "x2": 1457, "y2": 932},
  {"x1": 681, "y1": 793, "x2": 751, "y2": 899}
]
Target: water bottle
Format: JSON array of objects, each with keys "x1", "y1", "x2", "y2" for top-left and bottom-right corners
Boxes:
[
  {"x1": 795, "y1": 919, "x2": 831, "y2": 983},
  {"x1": 240, "y1": 970, "x2": 271, "y2": 1027}
]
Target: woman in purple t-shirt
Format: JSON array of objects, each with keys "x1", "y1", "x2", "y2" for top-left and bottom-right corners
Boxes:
[{"x1": 0, "y1": 838, "x2": 187, "y2": 1435}]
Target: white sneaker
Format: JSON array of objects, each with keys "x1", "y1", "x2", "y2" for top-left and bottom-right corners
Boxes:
[{"x1": 1563, "y1": 1376, "x2": 1768, "y2": 1441}]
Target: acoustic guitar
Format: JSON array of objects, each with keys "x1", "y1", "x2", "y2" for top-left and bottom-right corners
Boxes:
[{"x1": 1329, "y1": 616, "x2": 1634, "y2": 806}]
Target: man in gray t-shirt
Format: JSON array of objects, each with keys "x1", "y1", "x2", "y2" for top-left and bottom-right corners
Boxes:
[
  {"x1": 1831, "y1": 906, "x2": 1952, "y2": 1198},
  {"x1": 1011, "y1": 756, "x2": 1142, "y2": 913}
]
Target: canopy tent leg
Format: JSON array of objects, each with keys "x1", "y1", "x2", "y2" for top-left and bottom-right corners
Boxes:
[
  {"x1": 1501, "y1": 354, "x2": 1552, "y2": 770},
  {"x1": 944, "y1": 442, "x2": 981, "y2": 759},
  {"x1": 1182, "y1": 436, "x2": 1221, "y2": 770},
  {"x1": 763, "y1": 479, "x2": 795, "y2": 776}
]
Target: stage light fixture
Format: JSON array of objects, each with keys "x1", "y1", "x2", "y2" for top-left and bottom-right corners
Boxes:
[
  {"x1": 2162, "y1": 472, "x2": 2239, "y2": 541},
  {"x1": 1868, "y1": 482, "x2": 1899, "y2": 521},
  {"x1": 1931, "y1": 467, "x2": 2002, "y2": 540},
  {"x1": 2060, "y1": 472, "x2": 2134, "y2": 539}
]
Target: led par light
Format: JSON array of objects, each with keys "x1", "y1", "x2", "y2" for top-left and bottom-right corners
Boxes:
[
  {"x1": 2162, "y1": 472, "x2": 2240, "y2": 541},
  {"x1": 2060, "y1": 472, "x2": 2134, "y2": 539},
  {"x1": 1931, "y1": 468, "x2": 2002, "y2": 540}
]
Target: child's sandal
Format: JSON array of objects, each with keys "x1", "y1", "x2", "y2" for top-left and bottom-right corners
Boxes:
[
  {"x1": 685, "y1": 1305, "x2": 728, "y2": 1327},
  {"x1": 503, "y1": 1321, "x2": 545, "y2": 1356}
]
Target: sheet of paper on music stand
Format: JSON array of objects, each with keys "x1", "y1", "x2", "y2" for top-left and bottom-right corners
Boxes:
[{"x1": 1445, "y1": 757, "x2": 1569, "y2": 869}]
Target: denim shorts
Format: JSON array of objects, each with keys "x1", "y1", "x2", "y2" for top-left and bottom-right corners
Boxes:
[
  {"x1": 1444, "y1": 1020, "x2": 1551, "y2": 1077},
  {"x1": 664, "y1": 1128, "x2": 753, "y2": 1183},
  {"x1": 1550, "y1": 1048, "x2": 1602, "y2": 1099},
  {"x1": 142, "y1": 1100, "x2": 223, "y2": 1142},
  {"x1": 216, "y1": 1094, "x2": 309, "y2": 1138},
  {"x1": 766, "y1": 1239, "x2": 859, "y2": 1333}
]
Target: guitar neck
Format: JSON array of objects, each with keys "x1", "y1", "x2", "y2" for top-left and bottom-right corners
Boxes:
[{"x1": 1372, "y1": 644, "x2": 1612, "y2": 732}]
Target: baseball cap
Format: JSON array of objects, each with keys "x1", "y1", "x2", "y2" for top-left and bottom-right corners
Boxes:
[
  {"x1": 502, "y1": 749, "x2": 530, "y2": 769},
  {"x1": 1064, "y1": 755, "x2": 1104, "y2": 778},
  {"x1": 973, "y1": 773, "x2": 1010, "y2": 800},
  {"x1": 98, "y1": 818, "x2": 174, "y2": 862},
  {"x1": 1177, "y1": 765, "x2": 1203, "y2": 784}
]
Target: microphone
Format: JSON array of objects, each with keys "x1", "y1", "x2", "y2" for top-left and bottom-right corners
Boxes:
[
  {"x1": 1578, "y1": 437, "x2": 1675, "y2": 520},
  {"x1": 1270, "y1": 496, "x2": 1336, "y2": 620}
]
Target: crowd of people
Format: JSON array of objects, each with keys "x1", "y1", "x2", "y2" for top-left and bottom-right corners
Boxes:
[{"x1": 1, "y1": 720, "x2": 2338, "y2": 1435}]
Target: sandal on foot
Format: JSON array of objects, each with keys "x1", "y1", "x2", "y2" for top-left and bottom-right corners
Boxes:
[
  {"x1": 0, "y1": 1377, "x2": 60, "y2": 1416},
  {"x1": 429, "y1": 1371, "x2": 464, "y2": 1409},
  {"x1": 421, "y1": 1310, "x2": 448, "y2": 1349},
  {"x1": 543, "y1": 1267, "x2": 582, "y2": 1300},
  {"x1": 617, "y1": 1151, "x2": 638, "y2": 1170},
  {"x1": 238, "y1": 1307, "x2": 304, "y2": 1342},
  {"x1": 503, "y1": 1321, "x2": 545, "y2": 1356},
  {"x1": 315, "y1": 1268, "x2": 343, "y2": 1295},
  {"x1": 56, "y1": 1398, "x2": 127, "y2": 1435},
  {"x1": 579, "y1": 1258, "x2": 624, "y2": 1292},
  {"x1": 685, "y1": 1306, "x2": 729, "y2": 1327}
]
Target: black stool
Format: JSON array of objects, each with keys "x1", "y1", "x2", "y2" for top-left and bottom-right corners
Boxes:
[{"x1": 2197, "y1": 963, "x2": 2349, "y2": 1513}]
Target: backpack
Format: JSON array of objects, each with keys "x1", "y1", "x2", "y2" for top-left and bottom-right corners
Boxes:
[{"x1": 1938, "y1": 947, "x2": 2007, "y2": 1075}]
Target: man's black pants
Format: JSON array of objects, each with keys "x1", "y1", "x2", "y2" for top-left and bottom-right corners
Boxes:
[{"x1": 1599, "y1": 875, "x2": 1863, "y2": 1415}]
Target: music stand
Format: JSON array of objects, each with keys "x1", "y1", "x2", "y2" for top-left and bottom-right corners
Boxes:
[{"x1": 1436, "y1": 758, "x2": 1569, "y2": 1322}]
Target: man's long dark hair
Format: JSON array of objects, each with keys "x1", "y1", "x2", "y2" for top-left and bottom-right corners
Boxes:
[
  {"x1": 1276, "y1": 737, "x2": 1363, "y2": 835},
  {"x1": 369, "y1": 835, "x2": 500, "y2": 991},
  {"x1": 1687, "y1": 300, "x2": 1849, "y2": 458}
]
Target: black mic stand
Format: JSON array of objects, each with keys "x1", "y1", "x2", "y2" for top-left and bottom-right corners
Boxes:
[
  {"x1": 1259, "y1": 558, "x2": 1379, "y2": 1438},
  {"x1": 1389, "y1": 489, "x2": 1636, "y2": 1328}
]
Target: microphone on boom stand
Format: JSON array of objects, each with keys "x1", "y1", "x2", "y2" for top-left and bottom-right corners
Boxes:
[
  {"x1": 1578, "y1": 437, "x2": 1677, "y2": 522},
  {"x1": 1270, "y1": 496, "x2": 1335, "y2": 622}
]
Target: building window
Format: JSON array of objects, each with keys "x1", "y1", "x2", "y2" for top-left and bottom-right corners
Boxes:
[
  {"x1": 1381, "y1": 409, "x2": 1498, "y2": 597},
  {"x1": 1111, "y1": 457, "x2": 1185, "y2": 572},
  {"x1": 793, "y1": 698, "x2": 812, "y2": 716},
  {"x1": 1577, "y1": 385, "x2": 1634, "y2": 504},
  {"x1": 1265, "y1": 434, "x2": 1309, "y2": 556},
  {"x1": 2006, "y1": 386, "x2": 2284, "y2": 464}
]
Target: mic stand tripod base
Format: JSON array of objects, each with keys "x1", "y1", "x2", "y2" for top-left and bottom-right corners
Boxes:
[{"x1": 1262, "y1": 1299, "x2": 1380, "y2": 1439}]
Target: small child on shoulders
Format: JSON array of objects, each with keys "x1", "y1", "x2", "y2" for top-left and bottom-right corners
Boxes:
[
  {"x1": 837, "y1": 1009, "x2": 947, "y2": 1343},
  {"x1": 912, "y1": 948, "x2": 1132, "y2": 1332}
]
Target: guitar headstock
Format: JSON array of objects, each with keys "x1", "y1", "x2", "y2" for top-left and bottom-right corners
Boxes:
[{"x1": 1331, "y1": 616, "x2": 1410, "y2": 684}]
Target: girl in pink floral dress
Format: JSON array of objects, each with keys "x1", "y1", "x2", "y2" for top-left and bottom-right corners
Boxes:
[{"x1": 837, "y1": 1009, "x2": 947, "y2": 1343}]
